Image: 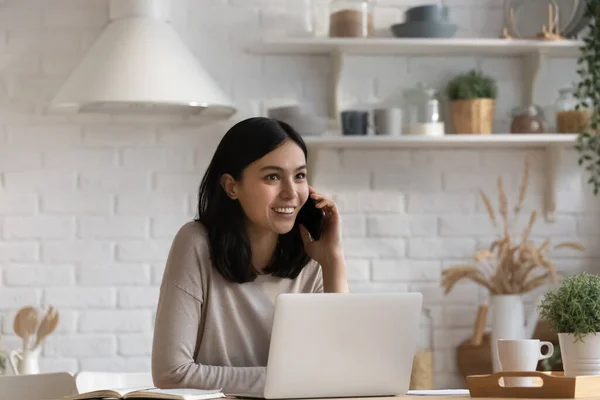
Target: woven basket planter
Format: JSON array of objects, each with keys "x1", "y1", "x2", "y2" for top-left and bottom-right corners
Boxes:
[{"x1": 449, "y1": 98, "x2": 495, "y2": 134}]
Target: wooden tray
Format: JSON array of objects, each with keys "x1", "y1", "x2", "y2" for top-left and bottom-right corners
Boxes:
[{"x1": 466, "y1": 371, "x2": 600, "y2": 398}]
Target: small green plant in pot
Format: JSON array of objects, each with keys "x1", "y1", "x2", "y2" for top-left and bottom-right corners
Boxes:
[
  {"x1": 538, "y1": 272, "x2": 600, "y2": 376},
  {"x1": 446, "y1": 69, "x2": 497, "y2": 135}
]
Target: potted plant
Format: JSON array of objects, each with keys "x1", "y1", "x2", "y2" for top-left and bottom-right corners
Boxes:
[
  {"x1": 446, "y1": 69, "x2": 497, "y2": 134},
  {"x1": 538, "y1": 272, "x2": 600, "y2": 377},
  {"x1": 574, "y1": 1, "x2": 600, "y2": 194},
  {"x1": 441, "y1": 158, "x2": 584, "y2": 372}
]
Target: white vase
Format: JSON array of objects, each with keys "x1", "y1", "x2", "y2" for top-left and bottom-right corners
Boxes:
[
  {"x1": 490, "y1": 294, "x2": 539, "y2": 372},
  {"x1": 559, "y1": 333, "x2": 600, "y2": 377},
  {"x1": 9, "y1": 347, "x2": 41, "y2": 375}
]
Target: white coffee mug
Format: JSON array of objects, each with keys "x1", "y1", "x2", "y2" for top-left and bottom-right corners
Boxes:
[
  {"x1": 497, "y1": 339, "x2": 553, "y2": 387},
  {"x1": 373, "y1": 108, "x2": 402, "y2": 136}
]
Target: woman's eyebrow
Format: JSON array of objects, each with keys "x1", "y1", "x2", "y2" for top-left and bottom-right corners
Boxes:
[{"x1": 259, "y1": 165, "x2": 307, "y2": 172}]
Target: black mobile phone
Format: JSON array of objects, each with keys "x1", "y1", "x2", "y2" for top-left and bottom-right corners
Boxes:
[{"x1": 297, "y1": 197, "x2": 324, "y2": 241}]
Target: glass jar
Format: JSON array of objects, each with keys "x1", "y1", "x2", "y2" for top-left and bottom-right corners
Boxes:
[
  {"x1": 287, "y1": 0, "x2": 316, "y2": 37},
  {"x1": 510, "y1": 104, "x2": 545, "y2": 134},
  {"x1": 410, "y1": 308, "x2": 434, "y2": 390},
  {"x1": 554, "y1": 87, "x2": 590, "y2": 134},
  {"x1": 329, "y1": 0, "x2": 373, "y2": 38},
  {"x1": 402, "y1": 83, "x2": 445, "y2": 136}
]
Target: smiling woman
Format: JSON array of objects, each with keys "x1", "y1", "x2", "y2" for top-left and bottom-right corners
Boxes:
[
  {"x1": 151, "y1": 117, "x2": 348, "y2": 395},
  {"x1": 207, "y1": 121, "x2": 311, "y2": 281}
]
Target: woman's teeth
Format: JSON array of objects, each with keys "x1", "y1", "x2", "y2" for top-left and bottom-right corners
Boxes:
[{"x1": 273, "y1": 207, "x2": 294, "y2": 214}]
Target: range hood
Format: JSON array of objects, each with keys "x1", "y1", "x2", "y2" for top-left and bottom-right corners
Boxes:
[{"x1": 48, "y1": 0, "x2": 236, "y2": 117}]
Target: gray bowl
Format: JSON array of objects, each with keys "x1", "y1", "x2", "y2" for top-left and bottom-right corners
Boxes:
[
  {"x1": 405, "y1": 4, "x2": 449, "y2": 22},
  {"x1": 390, "y1": 21, "x2": 457, "y2": 38}
]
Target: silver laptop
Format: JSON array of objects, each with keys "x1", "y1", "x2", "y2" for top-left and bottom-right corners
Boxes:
[{"x1": 230, "y1": 292, "x2": 423, "y2": 399}]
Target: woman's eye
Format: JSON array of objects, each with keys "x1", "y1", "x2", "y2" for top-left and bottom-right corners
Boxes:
[
  {"x1": 265, "y1": 174, "x2": 280, "y2": 181},
  {"x1": 296, "y1": 173, "x2": 306, "y2": 180}
]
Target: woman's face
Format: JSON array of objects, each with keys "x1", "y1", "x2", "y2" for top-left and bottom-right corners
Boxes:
[{"x1": 228, "y1": 140, "x2": 309, "y2": 236}]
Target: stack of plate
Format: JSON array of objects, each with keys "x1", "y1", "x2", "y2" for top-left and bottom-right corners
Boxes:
[{"x1": 390, "y1": 5, "x2": 458, "y2": 38}]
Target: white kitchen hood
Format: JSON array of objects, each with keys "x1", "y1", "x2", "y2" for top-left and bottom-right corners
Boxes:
[{"x1": 48, "y1": 0, "x2": 236, "y2": 117}]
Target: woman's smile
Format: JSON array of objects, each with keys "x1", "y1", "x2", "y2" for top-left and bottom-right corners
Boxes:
[{"x1": 271, "y1": 206, "x2": 297, "y2": 219}]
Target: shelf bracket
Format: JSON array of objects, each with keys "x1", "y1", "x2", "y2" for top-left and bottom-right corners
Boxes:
[
  {"x1": 330, "y1": 50, "x2": 343, "y2": 128},
  {"x1": 522, "y1": 50, "x2": 545, "y2": 107},
  {"x1": 544, "y1": 143, "x2": 561, "y2": 223}
]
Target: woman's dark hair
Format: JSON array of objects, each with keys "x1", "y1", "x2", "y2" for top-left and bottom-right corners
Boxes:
[{"x1": 195, "y1": 117, "x2": 311, "y2": 283}]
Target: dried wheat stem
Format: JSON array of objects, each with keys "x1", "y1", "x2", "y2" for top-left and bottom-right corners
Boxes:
[
  {"x1": 554, "y1": 242, "x2": 586, "y2": 251},
  {"x1": 441, "y1": 266, "x2": 488, "y2": 294},
  {"x1": 479, "y1": 189, "x2": 498, "y2": 229},
  {"x1": 539, "y1": 256, "x2": 558, "y2": 284},
  {"x1": 514, "y1": 156, "x2": 529, "y2": 216},
  {"x1": 498, "y1": 176, "x2": 509, "y2": 232},
  {"x1": 474, "y1": 249, "x2": 493, "y2": 262},
  {"x1": 521, "y1": 209, "x2": 537, "y2": 245}
]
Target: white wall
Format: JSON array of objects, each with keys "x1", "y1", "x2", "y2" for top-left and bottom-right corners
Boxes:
[{"x1": 0, "y1": 0, "x2": 597, "y2": 389}]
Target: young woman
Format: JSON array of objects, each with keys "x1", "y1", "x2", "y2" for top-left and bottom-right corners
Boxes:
[{"x1": 151, "y1": 117, "x2": 349, "y2": 394}]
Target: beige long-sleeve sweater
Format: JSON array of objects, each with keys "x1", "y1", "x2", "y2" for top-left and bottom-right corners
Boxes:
[{"x1": 151, "y1": 221, "x2": 323, "y2": 394}]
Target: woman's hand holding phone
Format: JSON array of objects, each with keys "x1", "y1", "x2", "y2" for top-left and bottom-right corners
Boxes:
[{"x1": 299, "y1": 186, "x2": 344, "y2": 268}]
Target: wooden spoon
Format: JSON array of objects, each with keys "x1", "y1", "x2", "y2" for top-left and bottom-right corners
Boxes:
[
  {"x1": 33, "y1": 306, "x2": 60, "y2": 349},
  {"x1": 13, "y1": 306, "x2": 39, "y2": 350}
]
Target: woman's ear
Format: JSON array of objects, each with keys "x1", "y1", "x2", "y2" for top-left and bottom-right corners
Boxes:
[{"x1": 220, "y1": 174, "x2": 238, "y2": 200}]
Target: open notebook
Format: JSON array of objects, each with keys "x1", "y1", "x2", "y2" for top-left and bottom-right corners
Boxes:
[{"x1": 65, "y1": 387, "x2": 225, "y2": 400}]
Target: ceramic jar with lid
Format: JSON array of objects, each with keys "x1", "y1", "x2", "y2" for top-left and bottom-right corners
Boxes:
[
  {"x1": 329, "y1": 0, "x2": 373, "y2": 37},
  {"x1": 554, "y1": 87, "x2": 590, "y2": 133},
  {"x1": 510, "y1": 104, "x2": 545, "y2": 134},
  {"x1": 402, "y1": 83, "x2": 445, "y2": 136}
]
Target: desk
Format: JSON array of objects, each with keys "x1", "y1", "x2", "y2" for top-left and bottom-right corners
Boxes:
[
  {"x1": 226, "y1": 397, "x2": 465, "y2": 400},
  {"x1": 50, "y1": 396, "x2": 600, "y2": 400},
  {"x1": 225, "y1": 397, "x2": 600, "y2": 400}
]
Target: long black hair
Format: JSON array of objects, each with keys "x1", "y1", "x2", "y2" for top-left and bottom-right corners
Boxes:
[{"x1": 196, "y1": 117, "x2": 311, "y2": 283}]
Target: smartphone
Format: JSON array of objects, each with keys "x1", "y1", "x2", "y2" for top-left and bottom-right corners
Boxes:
[{"x1": 297, "y1": 197, "x2": 324, "y2": 241}]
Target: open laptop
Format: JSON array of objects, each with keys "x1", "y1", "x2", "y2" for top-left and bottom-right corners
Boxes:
[{"x1": 229, "y1": 292, "x2": 423, "y2": 399}]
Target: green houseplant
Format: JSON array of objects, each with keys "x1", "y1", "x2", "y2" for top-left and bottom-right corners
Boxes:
[
  {"x1": 538, "y1": 272, "x2": 600, "y2": 376},
  {"x1": 446, "y1": 69, "x2": 498, "y2": 135},
  {"x1": 574, "y1": 1, "x2": 600, "y2": 194}
]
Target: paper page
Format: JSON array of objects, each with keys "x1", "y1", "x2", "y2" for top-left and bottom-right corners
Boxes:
[
  {"x1": 407, "y1": 389, "x2": 470, "y2": 396},
  {"x1": 65, "y1": 387, "x2": 151, "y2": 400},
  {"x1": 132, "y1": 388, "x2": 224, "y2": 399},
  {"x1": 141, "y1": 388, "x2": 222, "y2": 395},
  {"x1": 117, "y1": 386, "x2": 156, "y2": 395}
]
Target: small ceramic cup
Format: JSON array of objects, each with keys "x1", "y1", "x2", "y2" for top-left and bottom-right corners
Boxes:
[
  {"x1": 341, "y1": 110, "x2": 369, "y2": 136},
  {"x1": 497, "y1": 339, "x2": 554, "y2": 387}
]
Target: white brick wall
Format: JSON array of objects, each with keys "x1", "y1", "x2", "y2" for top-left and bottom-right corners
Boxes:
[{"x1": 0, "y1": 0, "x2": 595, "y2": 389}]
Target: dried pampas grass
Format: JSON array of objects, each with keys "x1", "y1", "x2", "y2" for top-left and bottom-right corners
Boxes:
[{"x1": 442, "y1": 157, "x2": 584, "y2": 295}]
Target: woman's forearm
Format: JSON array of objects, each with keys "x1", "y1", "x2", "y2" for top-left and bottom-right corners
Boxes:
[{"x1": 321, "y1": 253, "x2": 349, "y2": 293}]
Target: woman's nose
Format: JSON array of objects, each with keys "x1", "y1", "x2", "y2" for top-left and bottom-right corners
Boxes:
[{"x1": 279, "y1": 181, "x2": 296, "y2": 199}]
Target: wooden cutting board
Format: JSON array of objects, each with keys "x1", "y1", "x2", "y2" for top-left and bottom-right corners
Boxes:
[
  {"x1": 456, "y1": 305, "x2": 492, "y2": 378},
  {"x1": 457, "y1": 332, "x2": 493, "y2": 378}
]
